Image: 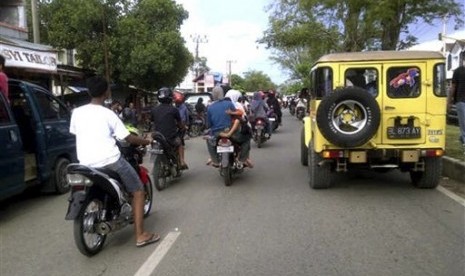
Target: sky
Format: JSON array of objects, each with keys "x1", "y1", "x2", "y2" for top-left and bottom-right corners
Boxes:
[{"x1": 175, "y1": 0, "x2": 465, "y2": 87}]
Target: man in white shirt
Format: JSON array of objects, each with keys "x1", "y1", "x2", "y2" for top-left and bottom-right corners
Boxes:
[{"x1": 70, "y1": 76, "x2": 160, "y2": 247}]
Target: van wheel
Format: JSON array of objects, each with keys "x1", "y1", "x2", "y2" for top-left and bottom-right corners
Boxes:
[
  {"x1": 410, "y1": 157, "x2": 442, "y2": 189},
  {"x1": 300, "y1": 128, "x2": 308, "y2": 166},
  {"x1": 316, "y1": 87, "x2": 380, "y2": 148},
  {"x1": 52, "y1": 158, "x2": 71, "y2": 194}
]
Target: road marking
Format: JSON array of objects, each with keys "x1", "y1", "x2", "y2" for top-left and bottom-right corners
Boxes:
[
  {"x1": 134, "y1": 231, "x2": 181, "y2": 276},
  {"x1": 437, "y1": 186, "x2": 465, "y2": 207}
]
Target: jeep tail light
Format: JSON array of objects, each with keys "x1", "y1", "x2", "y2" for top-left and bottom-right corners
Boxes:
[
  {"x1": 322, "y1": 150, "x2": 344, "y2": 159},
  {"x1": 421, "y1": 149, "x2": 444, "y2": 157}
]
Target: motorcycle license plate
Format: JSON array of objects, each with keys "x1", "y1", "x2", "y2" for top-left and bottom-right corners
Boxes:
[
  {"x1": 269, "y1": 118, "x2": 276, "y2": 121},
  {"x1": 217, "y1": 146, "x2": 234, "y2": 153}
]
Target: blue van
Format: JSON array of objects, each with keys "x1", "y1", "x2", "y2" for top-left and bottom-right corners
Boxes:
[{"x1": 0, "y1": 79, "x2": 77, "y2": 201}]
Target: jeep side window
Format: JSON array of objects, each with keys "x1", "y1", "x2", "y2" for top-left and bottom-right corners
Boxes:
[
  {"x1": 345, "y1": 68, "x2": 378, "y2": 97},
  {"x1": 387, "y1": 67, "x2": 421, "y2": 98},
  {"x1": 433, "y1": 63, "x2": 446, "y2": 97},
  {"x1": 311, "y1": 67, "x2": 332, "y2": 99},
  {"x1": 33, "y1": 88, "x2": 68, "y2": 120}
]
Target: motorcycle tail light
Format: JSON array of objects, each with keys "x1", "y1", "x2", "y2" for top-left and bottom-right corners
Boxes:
[
  {"x1": 218, "y1": 138, "x2": 232, "y2": 147},
  {"x1": 256, "y1": 120, "x2": 263, "y2": 125},
  {"x1": 67, "y1": 174, "x2": 93, "y2": 187}
]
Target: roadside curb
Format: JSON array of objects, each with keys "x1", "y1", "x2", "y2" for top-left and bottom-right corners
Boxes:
[{"x1": 442, "y1": 156, "x2": 465, "y2": 183}]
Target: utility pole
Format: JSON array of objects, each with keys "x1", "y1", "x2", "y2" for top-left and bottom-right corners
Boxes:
[
  {"x1": 190, "y1": 34, "x2": 208, "y2": 77},
  {"x1": 442, "y1": 15, "x2": 448, "y2": 56},
  {"x1": 226, "y1": 60, "x2": 236, "y2": 86},
  {"x1": 31, "y1": 0, "x2": 40, "y2": 43}
]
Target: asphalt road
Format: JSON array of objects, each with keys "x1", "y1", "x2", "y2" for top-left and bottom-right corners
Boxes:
[{"x1": 1, "y1": 113, "x2": 464, "y2": 276}]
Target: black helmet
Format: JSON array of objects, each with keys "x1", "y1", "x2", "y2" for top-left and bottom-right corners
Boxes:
[{"x1": 157, "y1": 87, "x2": 173, "y2": 103}]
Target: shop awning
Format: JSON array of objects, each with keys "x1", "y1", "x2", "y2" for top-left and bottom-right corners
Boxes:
[{"x1": 0, "y1": 35, "x2": 58, "y2": 72}]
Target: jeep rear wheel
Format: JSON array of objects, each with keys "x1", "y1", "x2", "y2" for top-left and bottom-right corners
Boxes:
[
  {"x1": 300, "y1": 127, "x2": 308, "y2": 166},
  {"x1": 410, "y1": 157, "x2": 442, "y2": 189},
  {"x1": 308, "y1": 140, "x2": 332, "y2": 189},
  {"x1": 316, "y1": 87, "x2": 380, "y2": 148}
]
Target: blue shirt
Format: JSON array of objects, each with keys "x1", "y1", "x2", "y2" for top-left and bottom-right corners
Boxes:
[
  {"x1": 177, "y1": 103, "x2": 189, "y2": 124},
  {"x1": 207, "y1": 100, "x2": 236, "y2": 135}
]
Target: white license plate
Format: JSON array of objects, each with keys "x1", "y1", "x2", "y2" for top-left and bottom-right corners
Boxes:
[
  {"x1": 217, "y1": 146, "x2": 234, "y2": 153},
  {"x1": 269, "y1": 118, "x2": 276, "y2": 121}
]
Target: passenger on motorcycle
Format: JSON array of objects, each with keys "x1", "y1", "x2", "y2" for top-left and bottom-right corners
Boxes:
[
  {"x1": 173, "y1": 90, "x2": 190, "y2": 140},
  {"x1": 151, "y1": 87, "x2": 188, "y2": 170},
  {"x1": 205, "y1": 85, "x2": 242, "y2": 167},
  {"x1": 69, "y1": 76, "x2": 160, "y2": 247},
  {"x1": 223, "y1": 89, "x2": 253, "y2": 168},
  {"x1": 250, "y1": 91, "x2": 272, "y2": 137}
]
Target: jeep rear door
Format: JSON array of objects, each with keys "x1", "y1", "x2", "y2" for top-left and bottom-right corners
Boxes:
[{"x1": 381, "y1": 63, "x2": 427, "y2": 145}]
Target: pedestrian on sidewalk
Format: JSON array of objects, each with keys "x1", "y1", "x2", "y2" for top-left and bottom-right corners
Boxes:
[{"x1": 450, "y1": 59, "x2": 465, "y2": 159}]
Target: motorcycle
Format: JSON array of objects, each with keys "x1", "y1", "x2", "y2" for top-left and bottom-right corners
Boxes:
[
  {"x1": 209, "y1": 136, "x2": 245, "y2": 186},
  {"x1": 267, "y1": 108, "x2": 279, "y2": 132},
  {"x1": 65, "y1": 141, "x2": 153, "y2": 257},
  {"x1": 289, "y1": 100, "x2": 296, "y2": 116},
  {"x1": 296, "y1": 99, "x2": 307, "y2": 121},
  {"x1": 252, "y1": 117, "x2": 271, "y2": 148},
  {"x1": 149, "y1": 131, "x2": 182, "y2": 191},
  {"x1": 188, "y1": 113, "x2": 205, "y2": 137}
]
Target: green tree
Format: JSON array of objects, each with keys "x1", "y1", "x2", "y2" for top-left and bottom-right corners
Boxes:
[
  {"x1": 242, "y1": 70, "x2": 276, "y2": 92},
  {"x1": 261, "y1": 0, "x2": 463, "y2": 82},
  {"x1": 38, "y1": 0, "x2": 193, "y2": 90},
  {"x1": 230, "y1": 74, "x2": 245, "y2": 91},
  {"x1": 114, "y1": 0, "x2": 193, "y2": 90}
]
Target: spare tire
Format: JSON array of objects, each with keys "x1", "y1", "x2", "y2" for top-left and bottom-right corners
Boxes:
[{"x1": 316, "y1": 87, "x2": 380, "y2": 148}]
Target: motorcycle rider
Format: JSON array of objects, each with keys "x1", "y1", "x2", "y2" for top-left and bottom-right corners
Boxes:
[
  {"x1": 250, "y1": 91, "x2": 272, "y2": 137},
  {"x1": 195, "y1": 97, "x2": 207, "y2": 120},
  {"x1": 151, "y1": 87, "x2": 188, "y2": 170},
  {"x1": 69, "y1": 76, "x2": 160, "y2": 248},
  {"x1": 205, "y1": 85, "x2": 238, "y2": 167},
  {"x1": 266, "y1": 89, "x2": 282, "y2": 126}
]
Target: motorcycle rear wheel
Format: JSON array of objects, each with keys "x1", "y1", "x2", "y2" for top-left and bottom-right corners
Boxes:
[
  {"x1": 73, "y1": 197, "x2": 106, "y2": 256},
  {"x1": 153, "y1": 156, "x2": 168, "y2": 191},
  {"x1": 222, "y1": 166, "x2": 232, "y2": 186}
]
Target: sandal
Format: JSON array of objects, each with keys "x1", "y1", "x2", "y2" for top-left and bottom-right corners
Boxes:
[
  {"x1": 244, "y1": 160, "x2": 254, "y2": 168},
  {"x1": 136, "y1": 233, "x2": 161, "y2": 248}
]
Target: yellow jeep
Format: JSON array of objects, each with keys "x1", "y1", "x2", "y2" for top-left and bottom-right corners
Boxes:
[{"x1": 301, "y1": 51, "x2": 446, "y2": 189}]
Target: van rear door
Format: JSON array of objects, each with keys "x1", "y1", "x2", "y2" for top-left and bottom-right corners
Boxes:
[{"x1": 0, "y1": 92, "x2": 25, "y2": 200}]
